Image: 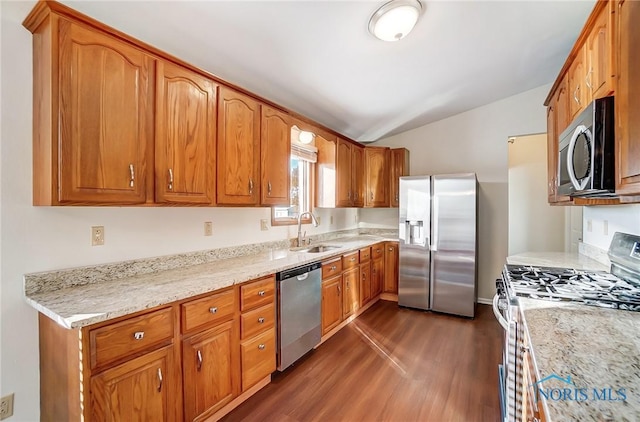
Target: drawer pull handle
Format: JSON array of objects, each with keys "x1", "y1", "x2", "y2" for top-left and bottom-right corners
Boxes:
[
  {"x1": 258, "y1": 344, "x2": 266, "y2": 350},
  {"x1": 258, "y1": 317, "x2": 265, "y2": 323},
  {"x1": 258, "y1": 290, "x2": 266, "y2": 297},
  {"x1": 133, "y1": 331, "x2": 144, "y2": 340},
  {"x1": 168, "y1": 168, "x2": 173, "y2": 191},
  {"x1": 157, "y1": 368, "x2": 163, "y2": 392},
  {"x1": 346, "y1": 281, "x2": 350, "y2": 290},
  {"x1": 196, "y1": 350, "x2": 203, "y2": 371},
  {"x1": 209, "y1": 307, "x2": 218, "y2": 314},
  {"x1": 331, "y1": 265, "x2": 337, "y2": 271},
  {"x1": 389, "y1": 247, "x2": 394, "y2": 251},
  {"x1": 129, "y1": 164, "x2": 135, "y2": 188},
  {"x1": 350, "y1": 257, "x2": 356, "y2": 261}
]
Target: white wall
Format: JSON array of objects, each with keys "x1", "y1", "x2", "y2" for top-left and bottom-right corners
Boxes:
[
  {"x1": 508, "y1": 134, "x2": 565, "y2": 255},
  {"x1": 360, "y1": 84, "x2": 551, "y2": 301},
  {"x1": 0, "y1": 2, "x2": 357, "y2": 419},
  {"x1": 582, "y1": 205, "x2": 640, "y2": 250}
]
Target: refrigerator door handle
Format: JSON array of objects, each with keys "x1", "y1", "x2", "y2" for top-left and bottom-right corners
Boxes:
[{"x1": 432, "y1": 195, "x2": 439, "y2": 252}]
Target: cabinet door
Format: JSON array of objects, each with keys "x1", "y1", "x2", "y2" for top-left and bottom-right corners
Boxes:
[
  {"x1": 616, "y1": 0, "x2": 640, "y2": 195},
  {"x1": 336, "y1": 138, "x2": 353, "y2": 207},
  {"x1": 90, "y1": 346, "x2": 179, "y2": 422},
  {"x1": 58, "y1": 20, "x2": 152, "y2": 204},
  {"x1": 217, "y1": 87, "x2": 261, "y2": 205},
  {"x1": 568, "y1": 46, "x2": 588, "y2": 118},
  {"x1": 390, "y1": 148, "x2": 409, "y2": 207},
  {"x1": 359, "y1": 262, "x2": 371, "y2": 308},
  {"x1": 384, "y1": 242, "x2": 399, "y2": 293},
  {"x1": 587, "y1": 3, "x2": 614, "y2": 100},
  {"x1": 352, "y1": 145, "x2": 365, "y2": 207},
  {"x1": 555, "y1": 76, "x2": 571, "y2": 135},
  {"x1": 261, "y1": 107, "x2": 290, "y2": 205},
  {"x1": 155, "y1": 61, "x2": 216, "y2": 204},
  {"x1": 365, "y1": 147, "x2": 390, "y2": 207},
  {"x1": 321, "y1": 276, "x2": 342, "y2": 335},
  {"x1": 546, "y1": 104, "x2": 558, "y2": 203},
  {"x1": 342, "y1": 268, "x2": 359, "y2": 318},
  {"x1": 372, "y1": 257, "x2": 384, "y2": 297},
  {"x1": 182, "y1": 321, "x2": 238, "y2": 421}
]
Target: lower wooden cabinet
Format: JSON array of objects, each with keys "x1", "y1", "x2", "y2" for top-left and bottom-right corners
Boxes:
[
  {"x1": 359, "y1": 262, "x2": 372, "y2": 308},
  {"x1": 384, "y1": 241, "x2": 399, "y2": 294},
  {"x1": 372, "y1": 256, "x2": 384, "y2": 297},
  {"x1": 342, "y1": 267, "x2": 359, "y2": 319},
  {"x1": 90, "y1": 345, "x2": 179, "y2": 421},
  {"x1": 182, "y1": 320, "x2": 238, "y2": 421},
  {"x1": 321, "y1": 275, "x2": 343, "y2": 335}
]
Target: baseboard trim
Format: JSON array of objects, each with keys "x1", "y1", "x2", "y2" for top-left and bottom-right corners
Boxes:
[
  {"x1": 477, "y1": 297, "x2": 493, "y2": 306},
  {"x1": 380, "y1": 293, "x2": 398, "y2": 302}
]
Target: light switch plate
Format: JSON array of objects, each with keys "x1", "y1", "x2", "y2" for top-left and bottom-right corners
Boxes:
[
  {"x1": 204, "y1": 222, "x2": 213, "y2": 236},
  {"x1": 603, "y1": 220, "x2": 609, "y2": 236},
  {"x1": 260, "y1": 219, "x2": 268, "y2": 231}
]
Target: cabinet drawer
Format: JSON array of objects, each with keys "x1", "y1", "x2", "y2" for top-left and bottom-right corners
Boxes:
[
  {"x1": 240, "y1": 276, "x2": 275, "y2": 312},
  {"x1": 241, "y1": 303, "x2": 275, "y2": 340},
  {"x1": 241, "y1": 328, "x2": 276, "y2": 391},
  {"x1": 181, "y1": 288, "x2": 235, "y2": 334},
  {"x1": 372, "y1": 243, "x2": 384, "y2": 259},
  {"x1": 359, "y1": 247, "x2": 371, "y2": 262},
  {"x1": 90, "y1": 307, "x2": 174, "y2": 369},
  {"x1": 342, "y1": 251, "x2": 360, "y2": 269},
  {"x1": 322, "y1": 258, "x2": 343, "y2": 279}
]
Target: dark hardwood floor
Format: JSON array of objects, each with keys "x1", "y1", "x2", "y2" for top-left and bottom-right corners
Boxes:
[{"x1": 222, "y1": 300, "x2": 503, "y2": 422}]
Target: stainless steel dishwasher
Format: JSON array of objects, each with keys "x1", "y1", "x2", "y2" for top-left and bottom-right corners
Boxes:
[{"x1": 276, "y1": 261, "x2": 322, "y2": 371}]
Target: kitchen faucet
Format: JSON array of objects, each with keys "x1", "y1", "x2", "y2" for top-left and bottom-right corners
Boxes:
[{"x1": 297, "y1": 211, "x2": 319, "y2": 247}]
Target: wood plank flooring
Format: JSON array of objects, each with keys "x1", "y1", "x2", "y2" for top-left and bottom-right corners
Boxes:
[{"x1": 222, "y1": 300, "x2": 503, "y2": 422}]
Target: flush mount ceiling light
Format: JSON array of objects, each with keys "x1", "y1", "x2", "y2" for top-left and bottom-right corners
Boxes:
[
  {"x1": 298, "y1": 130, "x2": 315, "y2": 144},
  {"x1": 368, "y1": 0, "x2": 423, "y2": 42}
]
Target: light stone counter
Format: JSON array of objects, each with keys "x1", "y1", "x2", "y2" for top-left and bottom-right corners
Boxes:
[
  {"x1": 25, "y1": 233, "x2": 397, "y2": 329},
  {"x1": 507, "y1": 252, "x2": 640, "y2": 421}
]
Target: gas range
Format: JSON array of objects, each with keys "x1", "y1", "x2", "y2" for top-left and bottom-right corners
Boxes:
[{"x1": 502, "y1": 264, "x2": 640, "y2": 312}]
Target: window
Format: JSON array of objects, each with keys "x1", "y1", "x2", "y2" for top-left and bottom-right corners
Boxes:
[{"x1": 272, "y1": 126, "x2": 317, "y2": 226}]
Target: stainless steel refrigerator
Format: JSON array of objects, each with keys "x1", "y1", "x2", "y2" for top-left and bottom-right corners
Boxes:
[{"x1": 398, "y1": 174, "x2": 478, "y2": 317}]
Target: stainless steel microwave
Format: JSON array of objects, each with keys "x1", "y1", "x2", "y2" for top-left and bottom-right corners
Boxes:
[{"x1": 557, "y1": 96, "x2": 615, "y2": 197}]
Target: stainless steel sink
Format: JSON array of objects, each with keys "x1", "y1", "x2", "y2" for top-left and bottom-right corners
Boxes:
[{"x1": 295, "y1": 245, "x2": 341, "y2": 253}]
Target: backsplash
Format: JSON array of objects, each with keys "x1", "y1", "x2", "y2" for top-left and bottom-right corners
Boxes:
[
  {"x1": 583, "y1": 205, "x2": 640, "y2": 250},
  {"x1": 25, "y1": 228, "x2": 399, "y2": 295}
]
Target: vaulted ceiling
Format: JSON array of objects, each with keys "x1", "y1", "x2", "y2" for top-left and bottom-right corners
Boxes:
[{"x1": 60, "y1": 0, "x2": 595, "y2": 142}]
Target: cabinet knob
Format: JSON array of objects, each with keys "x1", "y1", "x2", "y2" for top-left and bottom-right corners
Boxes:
[
  {"x1": 258, "y1": 290, "x2": 266, "y2": 297},
  {"x1": 331, "y1": 265, "x2": 337, "y2": 271},
  {"x1": 133, "y1": 331, "x2": 144, "y2": 340},
  {"x1": 389, "y1": 247, "x2": 394, "y2": 251},
  {"x1": 258, "y1": 317, "x2": 265, "y2": 324},
  {"x1": 129, "y1": 164, "x2": 135, "y2": 188},
  {"x1": 258, "y1": 344, "x2": 266, "y2": 350},
  {"x1": 168, "y1": 168, "x2": 173, "y2": 191},
  {"x1": 350, "y1": 257, "x2": 356, "y2": 262},
  {"x1": 209, "y1": 307, "x2": 218, "y2": 314}
]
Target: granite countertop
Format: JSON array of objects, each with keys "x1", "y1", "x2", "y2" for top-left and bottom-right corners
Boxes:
[
  {"x1": 507, "y1": 252, "x2": 640, "y2": 421},
  {"x1": 25, "y1": 234, "x2": 397, "y2": 329}
]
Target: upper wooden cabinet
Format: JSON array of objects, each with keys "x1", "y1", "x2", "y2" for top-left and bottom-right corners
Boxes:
[
  {"x1": 30, "y1": 17, "x2": 153, "y2": 205},
  {"x1": 547, "y1": 76, "x2": 572, "y2": 205},
  {"x1": 365, "y1": 147, "x2": 390, "y2": 207},
  {"x1": 352, "y1": 145, "x2": 365, "y2": 207},
  {"x1": 587, "y1": 2, "x2": 615, "y2": 100},
  {"x1": 615, "y1": 0, "x2": 640, "y2": 195},
  {"x1": 390, "y1": 148, "x2": 410, "y2": 207},
  {"x1": 155, "y1": 61, "x2": 217, "y2": 205},
  {"x1": 217, "y1": 87, "x2": 261, "y2": 205},
  {"x1": 336, "y1": 138, "x2": 354, "y2": 207},
  {"x1": 568, "y1": 45, "x2": 588, "y2": 118},
  {"x1": 316, "y1": 136, "x2": 364, "y2": 208},
  {"x1": 260, "y1": 107, "x2": 291, "y2": 206}
]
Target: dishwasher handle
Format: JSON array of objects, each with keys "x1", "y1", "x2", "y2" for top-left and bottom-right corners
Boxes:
[{"x1": 297, "y1": 273, "x2": 309, "y2": 281}]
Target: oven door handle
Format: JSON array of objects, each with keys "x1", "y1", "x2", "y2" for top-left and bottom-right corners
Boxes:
[
  {"x1": 492, "y1": 294, "x2": 509, "y2": 331},
  {"x1": 566, "y1": 124, "x2": 591, "y2": 191}
]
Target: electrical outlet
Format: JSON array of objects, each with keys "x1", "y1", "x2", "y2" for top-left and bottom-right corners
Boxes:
[
  {"x1": 316, "y1": 217, "x2": 321, "y2": 225},
  {"x1": 603, "y1": 220, "x2": 609, "y2": 236},
  {"x1": 0, "y1": 393, "x2": 14, "y2": 420},
  {"x1": 330, "y1": 215, "x2": 334, "y2": 225},
  {"x1": 91, "y1": 226, "x2": 105, "y2": 246},
  {"x1": 587, "y1": 219, "x2": 593, "y2": 232},
  {"x1": 260, "y1": 219, "x2": 269, "y2": 231},
  {"x1": 204, "y1": 221, "x2": 213, "y2": 236}
]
